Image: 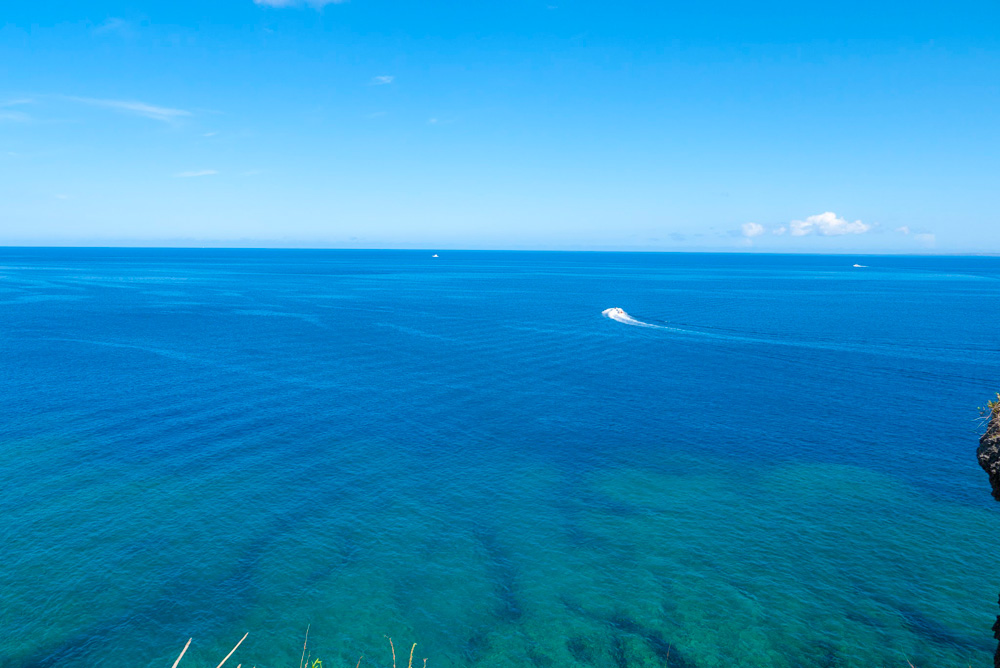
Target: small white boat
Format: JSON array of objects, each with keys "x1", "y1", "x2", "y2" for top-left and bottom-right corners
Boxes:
[
  {"x1": 853, "y1": 263, "x2": 866, "y2": 268},
  {"x1": 432, "y1": 254, "x2": 439, "y2": 258}
]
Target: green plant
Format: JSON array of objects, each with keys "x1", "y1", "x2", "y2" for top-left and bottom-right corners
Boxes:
[{"x1": 980, "y1": 393, "x2": 1000, "y2": 419}]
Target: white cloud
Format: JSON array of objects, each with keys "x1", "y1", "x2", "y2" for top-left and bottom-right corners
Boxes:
[
  {"x1": 94, "y1": 17, "x2": 132, "y2": 36},
  {"x1": 174, "y1": 170, "x2": 218, "y2": 178},
  {"x1": 789, "y1": 212, "x2": 870, "y2": 236},
  {"x1": 68, "y1": 97, "x2": 192, "y2": 123},
  {"x1": 895, "y1": 225, "x2": 936, "y2": 247},
  {"x1": 731, "y1": 213, "x2": 871, "y2": 242},
  {"x1": 0, "y1": 111, "x2": 31, "y2": 122},
  {"x1": 0, "y1": 99, "x2": 33, "y2": 122},
  {"x1": 254, "y1": 0, "x2": 347, "y2": 8},
  {"x1": 371, "y1": 75, "x2": 394, "y2": 85}
]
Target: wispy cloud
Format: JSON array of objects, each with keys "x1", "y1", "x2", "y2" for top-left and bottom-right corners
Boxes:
[
  {"x1": 174, "y1": 170, "x2": 217, "y2": 178},
  {"x1": 0, "y1": 99, "x2": 33, "y2": 122},
  {"x1": 789, "y1": 212, "x2": 870, "y2": 236},
  {"x1": 253, "y1": 0, "x2": 347, "y2": 8},
  {"x1": 0, "y1": 111, "x2": 32, "y2": 123},
  {"x1": 93, "y1": 17, "x2": 133, "y2": 36},
  {"x1": 370, "y1": 75, "x2": 394, "y2": 86},
  {"x1": 68, "y1": 96, "x2": 192, "y2": 123},
  {"x1": 896, "y1": 225, "x2": 937, "y2": 246}
]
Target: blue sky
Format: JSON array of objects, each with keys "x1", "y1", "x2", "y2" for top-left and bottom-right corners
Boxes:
[{"x1": 2, "y1": 1, "x2": 998, "y2": 251}]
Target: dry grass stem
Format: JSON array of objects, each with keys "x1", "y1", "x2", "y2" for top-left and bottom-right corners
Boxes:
[
  {"x1": 355, "y1": 656, "x2": 363, "y2": 668},
  {"x1": 408, "y1": 644, "x2": 416, "y2": 668},
  {"x1": 300, "y1": 624, "x2": 310, "y2": 668},
  {"x1": 215, "y1": 632, "x2": 249, "y2": 668},
  {"x1": 385, "y1": 636, "x2": 396, "y2": 668},
  {"x1": 171, "y1": 638, "x2": 192, "y2": 668}
]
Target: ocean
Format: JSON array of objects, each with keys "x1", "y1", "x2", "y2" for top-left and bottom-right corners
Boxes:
[{"x1": 1, "y1": 248, "x2": 998, "y2": 668}]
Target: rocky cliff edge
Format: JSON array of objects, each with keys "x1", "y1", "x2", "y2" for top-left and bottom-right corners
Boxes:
[{"x1": 978, "y1": 398, "x2": 1000, "y2": 501}]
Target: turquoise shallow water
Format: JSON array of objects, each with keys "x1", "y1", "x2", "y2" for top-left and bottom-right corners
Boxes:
[{"x1": 1, "y1": 249, "x2": 999, "y2": 668}]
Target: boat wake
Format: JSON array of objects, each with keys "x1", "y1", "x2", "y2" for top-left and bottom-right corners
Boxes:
[
  {"x1": 600, "y1": 307, "x2": 965, "y2": 363},
  {"x1": 602, "y1": 307, "x2": 660, "y2": 328}
]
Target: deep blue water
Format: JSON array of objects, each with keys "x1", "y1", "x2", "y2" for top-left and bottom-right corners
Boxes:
[{"x1": 2, "y1": 249, "x2": 999, "y2": 668}]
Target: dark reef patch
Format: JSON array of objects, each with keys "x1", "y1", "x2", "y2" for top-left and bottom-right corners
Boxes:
[
  {"x1": 462, "y1": 628, "x2": 491, "y2": 665},
  {"x1": 609, "y1": 634, "x2": 629, "y2": 668},
  {"x1": 566, "y1": 634, "x2": 599, "y2": 665},
  {"x1": 526, "y1": 642, "x2": 554, "y2": 668},
  {"x1": 473, "y1": 527, "x2": 523, "y2": 624},
  {"x1": 558, "y1": 598, "x2": 694, "y2": 668},
  {"x1": 898, "y1": 605, "x2": 991, "y2": 653}
]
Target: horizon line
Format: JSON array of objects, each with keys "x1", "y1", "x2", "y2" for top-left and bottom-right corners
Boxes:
[{"x1": 0, "y1": 244, "x2": 996, "y2": 257}]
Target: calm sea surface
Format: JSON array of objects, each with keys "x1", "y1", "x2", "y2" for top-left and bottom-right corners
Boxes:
[{"x1": 2, "y1": 249, "x2": 999, "y2": 668}]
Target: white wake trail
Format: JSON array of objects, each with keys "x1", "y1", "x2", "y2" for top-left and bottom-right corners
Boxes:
[
  {"x1": 600, "y1": 308, "x2": 967, "y2": 363},
  {"x1": 602, "y1": 307, "x2": 659, "y2": 328}
]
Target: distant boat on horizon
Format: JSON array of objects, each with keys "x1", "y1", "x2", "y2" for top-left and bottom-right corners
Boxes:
[
  {"x1": 853, "y1": 263, "x2": 867, "y2": 268},
  {"x1": 433, "y1": 254, "x2": 439, "y2": 258}
]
